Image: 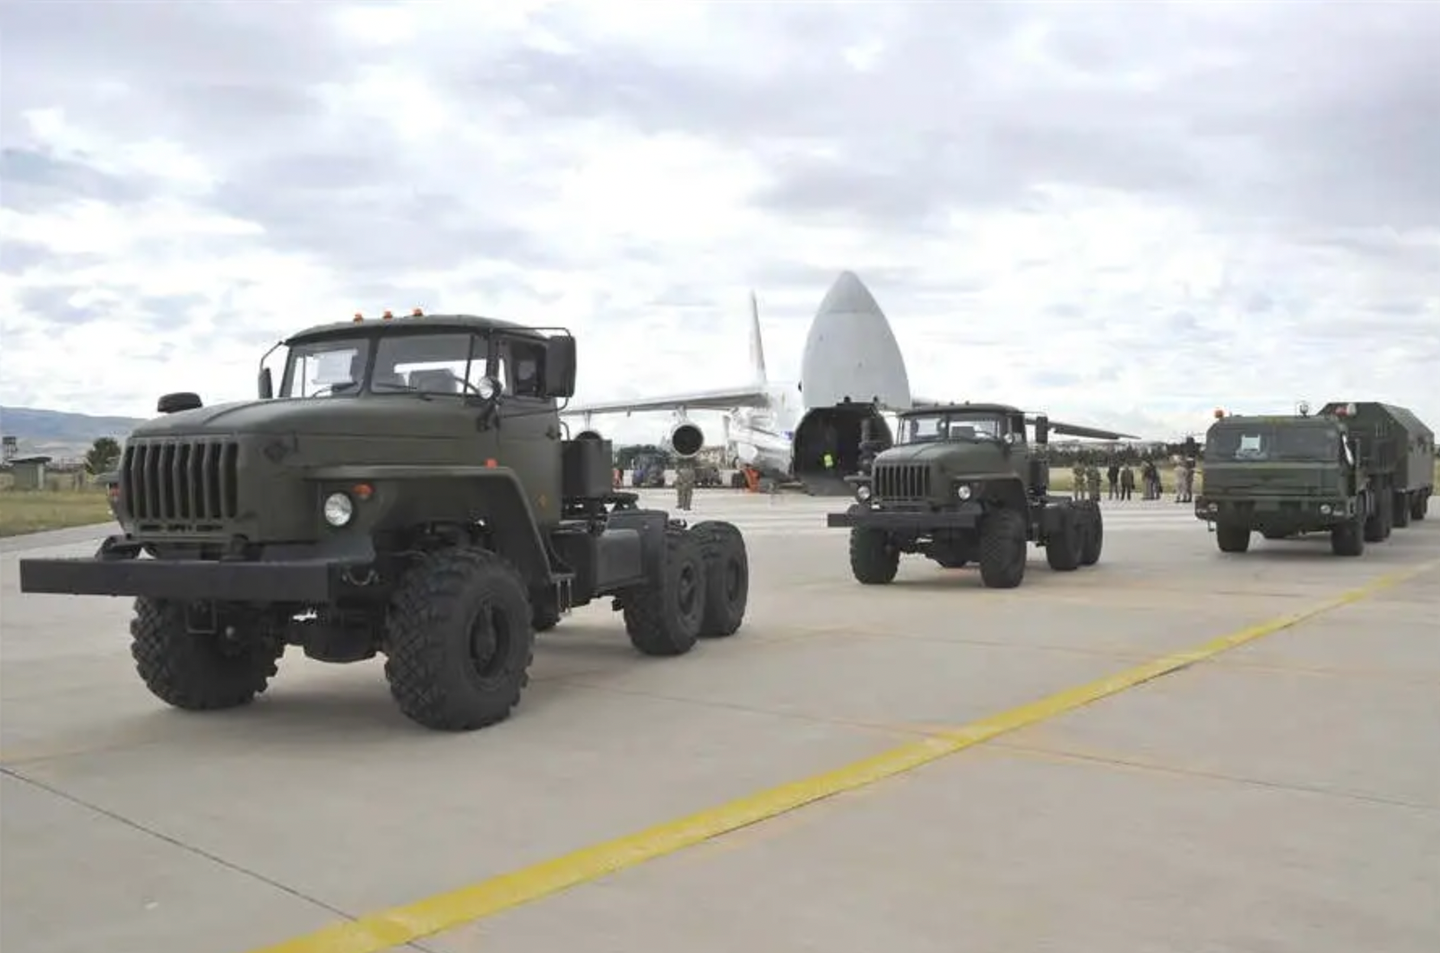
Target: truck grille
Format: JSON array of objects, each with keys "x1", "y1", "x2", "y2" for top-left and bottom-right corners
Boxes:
[
  {"x1": 122, "y1": 439, "x2": 239, "y2": 525},
  {"x1": 873, "y1": 463, "x2": 931, "y2": 501}
]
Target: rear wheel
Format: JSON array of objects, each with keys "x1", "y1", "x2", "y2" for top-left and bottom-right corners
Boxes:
[
  {"x1": 849, "y1": 527, "x2": 900, "y2": 584},
  {"x1": 1045, "y1": 505, "x2": 1082, "y2": 572},
  {"x1": 1392, "y1": 491, "x2": 1411, "y2": 528},
  {"x1": 622, "y1": 528, "x2": 707, "y2": 656},
  {"x1": 1215, "y1": 522, "x2": 1250, "y2": 553},
  {"x1": 689, "y1": 520, "x2": 749, "y2": 638},
  {"x1": 979, "y1": 508, "x2": 1027, "y2": 588},
  {"x1": 1364, "y1": 492, "x2": 1390, "y2": 542},
  {"x1": 1413, "y1": 491, "x2": 1430, "y2": 522},
  {"x1": 531, "y1": 590, "x2": 561, "y2": 632},
  {"x1": 1077, "y1": 501, "x2": 1103, "y2": 566}
]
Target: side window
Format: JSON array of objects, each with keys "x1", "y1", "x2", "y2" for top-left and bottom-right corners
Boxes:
[{"x1": 498, "y1": 338, "x2": 546, "y2": 399}]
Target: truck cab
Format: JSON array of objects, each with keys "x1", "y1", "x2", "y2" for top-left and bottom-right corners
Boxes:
[{"x1": 1194, "y1": 411, "x2": 1377, "y2": 555}]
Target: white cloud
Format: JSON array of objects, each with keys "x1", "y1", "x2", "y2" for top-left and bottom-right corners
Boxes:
[{"x1": 1, "y1": 0, "x2": 1438, "y2": 449}]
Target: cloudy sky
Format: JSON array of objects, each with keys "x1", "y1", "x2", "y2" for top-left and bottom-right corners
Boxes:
[{"x1": 2, "y1": 0, "x2": 1437, "y2": 444}]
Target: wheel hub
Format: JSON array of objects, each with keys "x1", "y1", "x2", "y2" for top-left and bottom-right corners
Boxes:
[
  {"x1": 677, "y1": 564, "x2": 699, "y2": 616},
  {"x1": 467, "y1": 602, "x2": 512, "y2": 679},
  {"x1": 723, "y1": 558, "x2": 741, "y2": 599}
]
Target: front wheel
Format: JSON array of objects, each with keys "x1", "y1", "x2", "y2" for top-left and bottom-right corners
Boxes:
[
  {"x1": 130, "y1": 598, "x2": 284, "y2": 711},
  {"x1": 849, "y1": 527, "x2": 899, "y2": 584},
  {"x1": 979, "y1": 508, "x2": 1028, "y2": 588},
  {"x1": 1215, "y1": 522, "x2": 1250, "y2": 553},
  {"x1": 1331, "y1": 511, "x2": 1366, "y2": 557},
  {"x1": 383, "y1": 546, "x2": 536, "y2": 731}
]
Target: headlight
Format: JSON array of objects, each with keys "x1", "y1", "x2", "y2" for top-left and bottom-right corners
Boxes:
[
  {"x1": 955, "y1": 484, "x2": 972, "y2": 501},
  {"x1": 856, "y1": 484, "x2": 872, "y2": 502},
  {"x1": 1319, "y1": 503, "x2": 1333, "y2": 514},
  {"x1": 476, "y1": 375, "x2": 500, "y2": 400},
  {"x1": 323, "y1": 492, "x2": 354, "y2": 527}
]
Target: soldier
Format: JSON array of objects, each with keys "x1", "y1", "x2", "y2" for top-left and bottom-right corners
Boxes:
[
  {"x1": 1086, "y1": 463, "x2": 1102, "y2": 501},
  {"x1": 1180, "y1": 457, "x2": 1197, "y2": 503},
  {"x1": 1107, "y1": 462, "x2": 1120, "y2": 499},
  {"x1": 1120, "y1": 463, "x2": 1135, "y2": 500},
  {"x1": 675, "y1": 459, "x2": 696, "y2": 511},
  {"x1": 1173, "y1": 456, "x2": 1189, "y2": 503},
  {"x1": 1071, "y1": 459, "x2": 1086, "y2": 499}
]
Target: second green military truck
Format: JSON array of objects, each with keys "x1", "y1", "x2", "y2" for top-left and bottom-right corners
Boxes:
[
  {"x1": 825, "y1": 402, "x2": 1136, "y2": 588},
  {"x1": 1194, "y1": 400, "x2": 1434, "y2": 556}
]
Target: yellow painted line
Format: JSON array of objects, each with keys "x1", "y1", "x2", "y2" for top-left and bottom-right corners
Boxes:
[{"x1": 244, "y1": 560, "x2": 1435, "y2": 953}]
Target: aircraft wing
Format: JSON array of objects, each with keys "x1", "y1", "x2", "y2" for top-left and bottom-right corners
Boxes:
[
  {"x1": 1040, "y1": 419, "x2": 1142, "y2": 441},
  {"x1": 560, "y1": 385, "x2": 771, "y2": 416}
]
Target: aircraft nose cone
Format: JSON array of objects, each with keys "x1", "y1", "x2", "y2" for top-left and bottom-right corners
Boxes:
[
  {"x1": 816, "y1": 270, "x2": 882, "y2": 318},
  {"x1": 801, "y1": 270, "x2": 911, "y2": 409}
]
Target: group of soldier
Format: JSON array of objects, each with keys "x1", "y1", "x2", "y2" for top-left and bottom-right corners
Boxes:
[{"x1": 1070, "y1": 456, "x2": 1197, "y2": 503}]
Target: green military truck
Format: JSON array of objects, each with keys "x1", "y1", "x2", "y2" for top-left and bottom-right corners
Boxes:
[
  {"x1": 18, "y1": 310, "x2": 751, "y2": 732},
  {"x1": 825, "y1": 402, "x2": 1136, "y2": 589},
  {"x1": 1194, "y1": 400, "x2": 1434, "y2": 556}
]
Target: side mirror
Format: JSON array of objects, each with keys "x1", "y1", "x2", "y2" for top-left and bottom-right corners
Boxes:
[
  {"x1": 544, "y1": 334, "x2": 577, "y2": 399},
  {"x1": 1034, "y1": 415, "x2": 1049, "y2": 445},
  {"x1": 258, "y1": 367, "x2": 274, "y2": 399},
  {"x1": 157, "y1": 392, "x2": 203, "y2": 414}
]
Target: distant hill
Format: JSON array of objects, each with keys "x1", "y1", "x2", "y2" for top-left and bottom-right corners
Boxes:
[{"x1": 1, "y1": 406, "x2": 146, "y2": 461}]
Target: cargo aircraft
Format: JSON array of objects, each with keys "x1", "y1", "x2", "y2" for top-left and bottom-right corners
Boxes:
[{"x1": 561, "y1": 270, "x2": 940, "y2": 494}]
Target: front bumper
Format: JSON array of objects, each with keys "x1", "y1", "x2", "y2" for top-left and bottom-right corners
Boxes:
[
  {"x1": 826, "y1": 501, "x2": 983, "y2": 531},
  {"x1": 1194, "y1": 495, "x2": 1357, "y2": 525},
  {"x1": 18, "y1": 535, "x2": 377, "y2": 603}
]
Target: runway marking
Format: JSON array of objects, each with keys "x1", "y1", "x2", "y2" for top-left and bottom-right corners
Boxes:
[{"x1": 241, "y1": 558, "x2": 1436, "y2": 953}]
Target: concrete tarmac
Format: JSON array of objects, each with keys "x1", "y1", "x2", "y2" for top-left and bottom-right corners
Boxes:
[{"x1": 2, "y1": 491, "x2": 1436, "y2": 953}]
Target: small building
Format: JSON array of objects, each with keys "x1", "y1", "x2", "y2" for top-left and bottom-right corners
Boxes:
[
  {"x1": 8, "y1": 455, "x2": 53, "y2": 491},
  {"x1": 1, "y1": 435, "x2": 16, "y2": 462}
]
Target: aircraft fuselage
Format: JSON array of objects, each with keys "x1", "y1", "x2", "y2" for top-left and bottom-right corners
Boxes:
[{"x1": 560, "y1": 270, "x2": 923, "y2": 495}]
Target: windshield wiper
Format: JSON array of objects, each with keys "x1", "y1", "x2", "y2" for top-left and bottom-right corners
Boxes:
[{"x1": 310, "y1": 380, "x2": 358, "y2": 397}]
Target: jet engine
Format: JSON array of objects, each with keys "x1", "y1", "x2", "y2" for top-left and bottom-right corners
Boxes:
[{"x1": 663, "y1": 419, "x2": 705, "y2": 459}]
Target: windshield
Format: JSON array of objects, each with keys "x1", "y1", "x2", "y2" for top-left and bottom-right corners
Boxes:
[
  {"x1": 898, "y1": 411, "x2": 1013, "y2": 445},
  {"x1": 280, "y1": 331, "x2": 492, "y2": 398},
  {"x1": 1204, "y1": 423, "x2": 1340, "y2": 463}
]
